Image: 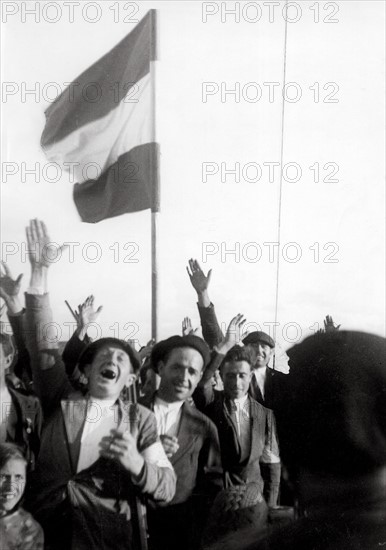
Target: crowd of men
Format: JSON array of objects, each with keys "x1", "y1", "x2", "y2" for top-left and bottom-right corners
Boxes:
[{"x1": 0, "y1": 219, "x2": 385, "y2": 550}]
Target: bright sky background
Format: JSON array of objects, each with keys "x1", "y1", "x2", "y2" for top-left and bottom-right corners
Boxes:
[{"x1": 1, "y1": 1, "x2": 385, "y2": 349}]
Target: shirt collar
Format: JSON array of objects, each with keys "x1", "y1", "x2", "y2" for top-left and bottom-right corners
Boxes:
[
  {"x1": 233, "y1": 394, "x2": 249, "y2": 408},
  {"x1": 154, "y1": 396, "x2": 184, "y2": 412},
  {"x1": 88, "y1": 397, "x2": 117, "y2": 410}
]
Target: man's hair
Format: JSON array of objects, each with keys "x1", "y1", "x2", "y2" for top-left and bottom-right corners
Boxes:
[
  {"x1": 220, "y1": 345, "x2": 254, "y2": 372},
  {"x1": 0, "y1": 332, "x2": 14, "y2": 359},
  {"x1": 0, "y1": 443, "x2": 27, "y2": 470},
  {"x1": 77, "y1": 337, "x2": 141, "y2": 374},
  {"x1": 139, "y1": 359, "x2": 153, "y2": 386}
]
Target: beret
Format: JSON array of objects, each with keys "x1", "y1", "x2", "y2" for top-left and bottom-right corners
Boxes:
[
  {"x1": 202, "y1": 483, "x2": 268, "y2": 548},
  {"x1": 242, "y1": 331, "x2": 275, "y2": 348},
  {"x1": 150, "y1": 335, "x2": 211, "y2": 372},
  {"x1": 77, "y1": 337, "x2": 141, "y2": 374},
  {"x1": 278, "y1": 331, "x2": 386, "y2": 475}
]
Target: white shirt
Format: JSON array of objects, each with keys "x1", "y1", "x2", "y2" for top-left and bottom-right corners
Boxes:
[
  {"x1": 253, "y1": 367, "x2": 267, "y2": 399},
  {"x1": 153, "y1": 397, "x2": 184, "y2": 437},
  {"x1": 77, "y1": 398, "x2": 118, "y2": 472}
]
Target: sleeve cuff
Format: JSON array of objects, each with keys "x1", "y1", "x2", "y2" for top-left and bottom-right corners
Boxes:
[
  {"x1": 197, "y1": 302, "x2": 215, "y2": 311},
  {"x1": 131, "y1": 462, "x2": 147, "y2": 490}
]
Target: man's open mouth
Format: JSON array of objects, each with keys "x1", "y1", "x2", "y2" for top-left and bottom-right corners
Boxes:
[
  {"x1": 100, "y1": 368, "x2": 117, "y2": 380},
  {"x1": 1, "y1": 493, "x2": 16, "y2": 500}
]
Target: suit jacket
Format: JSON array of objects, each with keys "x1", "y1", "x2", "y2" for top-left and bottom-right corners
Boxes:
[
  {"x1": 140, "y1": 395, "x2": 223, "y2": 550},
  {"x1": 249, "y1": 367, "x2": 288, "y2": 411},
  {"x1": 196, "y1": 390, "x2": 277, "y2": 491},
  {"x1": 197, "y1": 302, "x2": 224, "y2": 349},
  {"x1": 140, "y1": 396, "x2": 223, "y2": 505}
]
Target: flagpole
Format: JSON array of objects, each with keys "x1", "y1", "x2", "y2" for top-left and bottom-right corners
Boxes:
[
  {"x1": 150, "y1": 10, "x2": 159, "y2": 342},
  {"x1": 151, "y1": 210, "x2": 158, "y2": 341}
]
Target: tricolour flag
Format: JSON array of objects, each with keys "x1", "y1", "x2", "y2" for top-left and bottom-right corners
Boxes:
[{"x1": 41, "y1": 10, "x2": 158, "y2": 223}]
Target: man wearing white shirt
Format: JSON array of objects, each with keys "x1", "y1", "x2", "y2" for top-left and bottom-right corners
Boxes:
[
  {"x1": 142, "y1": 335, "x2": 223, "y2": 550},
  {"x1": 23, "y1": 219, "x2": 176, "y2": 550},
  {"x1": 242, "y1": 331, "x2": 284, "y2": 507},
  {"x1": 196, "y1": 345, "x2": 278, "y2": 497}
]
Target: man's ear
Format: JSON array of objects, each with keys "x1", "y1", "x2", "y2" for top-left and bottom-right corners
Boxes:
[
  {"x1": 4, "y1": 354, "x2": 13, "y2": 370},
  {"x1": 83, "y1": 364, "x2": 92, "y2": 379},
  {"x1": 124, "y1": 373, "x2": 137, "y2": 388},
  {"x1": 157, "y1": 361, "x2": 165, "y2": 377}
]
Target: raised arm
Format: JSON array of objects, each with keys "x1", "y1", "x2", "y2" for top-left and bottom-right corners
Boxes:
[
  {"x1": 24, "y1": 219, "x2": 72, "y2": 411},
  {"x1": 62, "y1": 295, "x2": 102, "y2": 379},
  {"x1": 194, "y1": 314, "x2": 247, "y2": 410},
  {"x1": 186, "y1": 259, "x2": 224, "y2": 348},
  {"x1": 0, "y1": 261, "x2": 33, "y2": 386}
]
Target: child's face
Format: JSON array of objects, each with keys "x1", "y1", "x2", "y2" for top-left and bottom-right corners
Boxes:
[{"x1": 0, "y1": 459, "x2": 26, "y2": 514}]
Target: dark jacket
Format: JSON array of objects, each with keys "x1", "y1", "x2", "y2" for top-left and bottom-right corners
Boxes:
[
  {"x1": 5, "y1": 374, "x2": 43, "y2": 471},
  {"x1": 197, "y1": 302, "x2": 224, "y2": 349},
  {"x1": 140, "y1": 396, "x2": 223, "y2": 506},
  {"x1": 196, "y1": 391, "x2": 277, "y2": 491},
  {"x1": 8, "y1": 310, "x2": 33, "y2": 388},
  {"x1": 140, "y1": 395, "x2": 223, "y2": 550},
  {"x1": 249, "y1": 367, "x2": 288, "y2": 411}
]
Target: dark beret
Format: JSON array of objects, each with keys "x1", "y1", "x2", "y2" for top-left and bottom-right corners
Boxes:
[
  {"x1": 151, "y1": 335, "x2": 211, "y2": 372},
  {"x1": 242, "y1": 331, "x2": 275, "y2": 348},
  {"x1": 278, "y1": 331, "x2": 386, "y2": 476},
  {"x1": 78, "y1": 337, "x2": 141, "y2": 374}
]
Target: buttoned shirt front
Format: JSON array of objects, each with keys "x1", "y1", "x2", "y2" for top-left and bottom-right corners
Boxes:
[{"x1": 153, "y1": 397, "x2": 184, "y2": 437}]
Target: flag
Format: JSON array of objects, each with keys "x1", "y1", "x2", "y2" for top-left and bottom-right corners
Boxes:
[{"x1": 41, "y1": 10, "x2": 158, "y2": 223}]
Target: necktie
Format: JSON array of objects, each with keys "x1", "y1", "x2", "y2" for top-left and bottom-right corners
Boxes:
[{"x1": 238, "y1": 400, "x2": 251, "y2": 462}]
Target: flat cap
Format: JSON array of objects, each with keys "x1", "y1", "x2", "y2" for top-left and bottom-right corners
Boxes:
[
  {"x1": 151, "y1": 335, "x2": 211, "y2": 372},
  {"x1": 242, "y1": 331, "x2": 275, "y2": 348}
]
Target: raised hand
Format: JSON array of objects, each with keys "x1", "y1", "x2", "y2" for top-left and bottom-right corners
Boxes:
[
  {"x1": 25, "y1": 219, "x2": 52, "y2": 268},
  {"x1": 0, "y1": 262, "x2": 23, "y2": 312},
  {"x1": 25, "y1": 219, "x2": 67, "y2": 269},
  {"x1": 70, "y1": 295, "x2": 103, "y2": 341},
  {"x1": 182, "y1": 317, "x2": 200, "y2": 337},
  {"x1": 139, "y1": 339, "x2": 155, "y2": 361},
  {"x1": 186, "y1": 259, "x2": 212, "y2": 294},
  {"x1": 323, "y1": 315, "x2": 341, "y2": 332},
  {"x1": 76, "y1": 295, "x2": 103, "y2": 327},
  {"x1": 216, "y1": 314, "x2": 247, "y2": 355}
]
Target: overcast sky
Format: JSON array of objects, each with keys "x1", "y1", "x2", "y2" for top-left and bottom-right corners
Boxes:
[{"x1": 1, "y1": 1, "x2": 385, "y2": 348}]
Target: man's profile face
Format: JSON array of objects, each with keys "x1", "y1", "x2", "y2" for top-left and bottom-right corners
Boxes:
[
  {"x1": 158, "y1": 347, "x2": 204, "y2": 403},
  {"x1": 246, "y1": 342, "x2": 273, "y2": 369},
  {"x1": 221, "y1": 360, "x2": 252, "y2": 400},
  {"x1": 84, "y1": 345, "x2": 136, "y2": 400}
]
